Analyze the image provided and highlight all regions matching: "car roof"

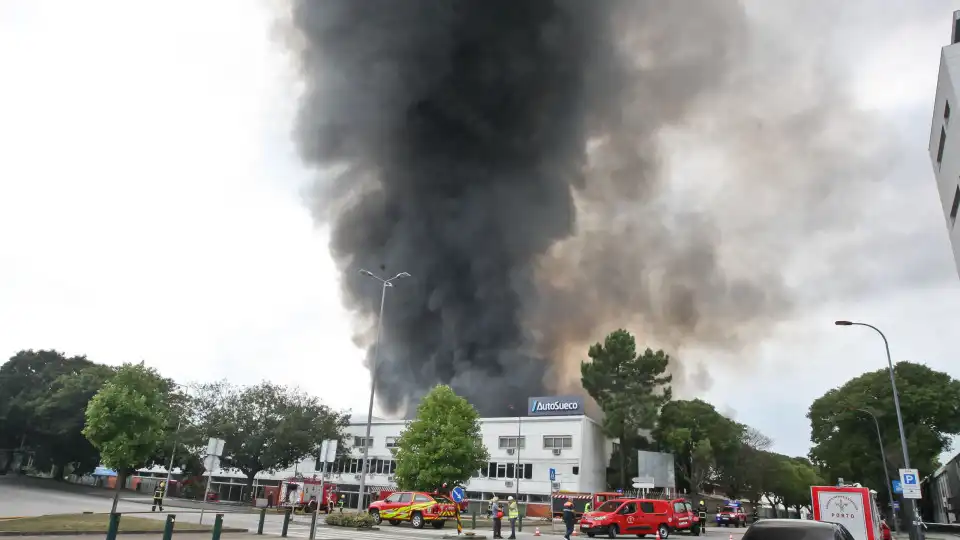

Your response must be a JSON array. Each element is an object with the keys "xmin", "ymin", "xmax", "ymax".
[{"xmin": 751, "ymin": 519, "xmax": 838, "ymax": 529}]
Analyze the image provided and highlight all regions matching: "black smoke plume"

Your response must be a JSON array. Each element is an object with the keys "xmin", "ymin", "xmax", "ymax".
[{"xmin": 283, "ymin": 1, "xmax": 890, "ymax": 416}]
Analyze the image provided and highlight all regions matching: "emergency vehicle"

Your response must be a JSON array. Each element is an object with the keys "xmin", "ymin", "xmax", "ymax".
[
  {"xmin": 367, "ymin": 491, "xmax": 460, "ymax": 529},
  {"xmin": 553, "ymin": 491, "xmax": 626, "ymax": 518},
  {"xmin": 715, "ymin": 501, "xmax": 747, "ymax": 527},
  {"xmin": 810, "ymin": 484, "xmax": 883, "ymax": 540},
  {"xmin": 578, "ymin": 498, "xmax": 700, "ymax": 539},
  {"xmin": 279, "ymin": 479, "xmax": 338, "ymax": 513}
]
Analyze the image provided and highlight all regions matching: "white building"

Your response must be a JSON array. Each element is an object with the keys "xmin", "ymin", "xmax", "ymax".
[
  {"xmin": 139, "ymin": 396, "xmax": 616, "ymax": 507},
  {"xmin": 929, "ymin": 10, "xmax": 960, "ymax": 278}
]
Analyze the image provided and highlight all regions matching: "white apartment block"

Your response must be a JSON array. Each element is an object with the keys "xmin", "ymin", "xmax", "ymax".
[{"xmin": 929, "ymin": 10, "xmax": 960, "ymax": 278}]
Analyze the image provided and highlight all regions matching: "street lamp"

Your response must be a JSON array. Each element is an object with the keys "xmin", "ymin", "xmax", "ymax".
[
  {"xmin": 508, "ymin": 404, "xmax": 523, "ymax": 503},
  {"xmin": 165, "ymin": 383, "xmax": 195, "ymax": 492},
  {"xmin": 833, "ymin": 408, "xmax": 897, "ymax": 532},
  {"xmin": 834, "ymin": 320, "xmax": 920, "ymax": 540},
  {"xmin": 356, "ymin": 269, "xmax": 410, "ymax": 511}
]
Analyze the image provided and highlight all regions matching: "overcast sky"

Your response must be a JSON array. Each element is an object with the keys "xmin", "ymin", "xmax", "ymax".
[{"xmin": 2, "ymin": 0, "xmax": 959, "ymax": 466}]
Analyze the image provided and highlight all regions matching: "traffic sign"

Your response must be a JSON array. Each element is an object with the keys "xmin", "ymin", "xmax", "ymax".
[
  {"xmin": 451, "ymin": 486, "xmax": 466, "ymax": 503},
  {"xmin": 892, "ymin": 502, "xmax": 900, "ymax": 511},
  {"xmin": 632, "ymin": 476, "xmax": 655, "ymax": 489},
  {"xmin": 892, "ymin": 480, "xmax": 902, "ymax": 494},
  {"xmin": 549, "ymin": 468, "xmax": 556, "ymax": 481},
  {"xmin": 899, "ymin": 468, "xmax": 921, "ymax": 499}
]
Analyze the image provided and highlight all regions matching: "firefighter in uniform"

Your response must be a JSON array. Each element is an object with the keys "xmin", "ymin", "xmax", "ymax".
[
  {"xmin": 338, "ymin": 494, "xmax": 345, "ymax": 513},
  {"xmin": 697, "ymin": 500, "xmax": 708, "ymax": 535},
  {"xmin": 152, "ymin": 481, "xmax": 166, "ymax": 512},
  {"xmin": 752, "ymin": 506, "xmax": 760, "ymax": 523},
  {"xmin": 584, "ymin": 501, "xmax": 591, "ymax": 513}
]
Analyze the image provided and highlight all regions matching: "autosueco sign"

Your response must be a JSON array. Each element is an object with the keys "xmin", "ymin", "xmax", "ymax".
[{"xmin": 528, "ymin": 396, "xmax": 585, "ymax": 416}]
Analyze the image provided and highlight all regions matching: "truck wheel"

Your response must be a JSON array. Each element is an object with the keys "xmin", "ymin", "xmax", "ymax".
[
  {"xmin": 432, "ymin": 521, "xmax": 446, "ymax": 529},
  {"xmin": 411, "ymin": 512, "xmax": 425, "ymax": 529},
  {"xmin": 657, "ymin": 525, "xmax": 670, "ymax": 539},
  {"xmin": 607, "ymin": 524, "xmax": 619, "ymax": 539},
  {"xmin": 370, "ymin": 511, "xmax": 381, "ymax": 525}
]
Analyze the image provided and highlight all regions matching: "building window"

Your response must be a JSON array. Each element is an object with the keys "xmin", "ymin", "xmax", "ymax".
[
  {"xmin": 498, "ymin": 436, "xmax": 526, "ymax": 449},
  {"xmin": 947, "ymin": 101, "xmax": 952, "ymax": 124},
  {"xmin": 572, "ymin": 466, "xmax": 579, "ymax": 475},
  {"xmin": 543, "ymin": 436, "xmax": 573, "ymax": 449},
  {"xmin": 612, "ymin": 442, "xmax": 620, "ymax": 455},
  {"xmin": 951, "ymin": 185, "xmax": 960, "ymax": 227},
  {"xmin": 385, "ymin": 437, "xmax": 399, "ymax": 448},
  {"xmin": 938, "ymin": 127, "xmax": 947, "ymax": 166},
  {"xmin": 353, "ymin": 436, "xmax": 373, "ymax": 448}
]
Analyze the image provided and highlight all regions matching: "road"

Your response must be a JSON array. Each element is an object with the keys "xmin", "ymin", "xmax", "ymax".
[{"xmin": 0, "ymin": 480, "xmax": 746, "ymax": 540}]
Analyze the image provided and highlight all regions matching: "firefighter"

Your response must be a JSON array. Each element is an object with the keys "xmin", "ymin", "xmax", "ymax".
[
  {"xmin": 752, "ymin": 506, "xmax": 759, "ymax": 523},
  {"xmin": 507, "ymin": 496, "xmax": 519, "ymax": 540},
  {"xmin": 697, "ymin": 500, "xmax": 708, "ymax": 535},
  {"xmin": 338, "ymin": 494, "xmax": 345, "ymax": 513},
  {"xmin": 584, "ymin": 501, "xmax": 591, "ymax": 513},
  {"xmin": 562, "ymin": 500, "xmax": 575, "ymax": 540},
  {"xmin": 152, "ymin": 481, "xmax": 166, "ymax": 512}
]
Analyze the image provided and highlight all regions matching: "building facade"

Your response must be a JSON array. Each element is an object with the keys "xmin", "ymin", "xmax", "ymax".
[
  {"xmin": 929, "ymin": 10, "xmax": 960, "ymax": 278},
  {"xmin": 138, "ymin": 396, "xmax": 618, "ymax": 507}
]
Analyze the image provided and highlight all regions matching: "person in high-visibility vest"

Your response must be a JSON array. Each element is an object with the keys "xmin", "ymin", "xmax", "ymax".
[
  {"xmin": 151, "ymin": 481, "xmax": 166, "ymax": 512},
  {"xmin": 507, "ymin": 496, "xmax": 519, "ymax": 539},
  {"xmin": 584, "ymin": 501, "xmax": 592, "ymax": 513},
  {"xmin": 338, "ymin": 494, "xmax": 345, "ymax": 513}
]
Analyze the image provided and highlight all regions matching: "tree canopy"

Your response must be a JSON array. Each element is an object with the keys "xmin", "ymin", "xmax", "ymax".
[
  {"xmin": 581, "ymin": 329, "xmax": 672, "ymax": 490},
  {"xmin": 393, "ymin": 384, "xmax": 489, "ymax": 491},
  {"xmin": 191, "ymin": 381, "xmax": 349, "ymax": 488},
  {"xmin": 652, "ymin": 399, "xmax": 743, "ymax": 496},
  {"xmin": 808, "ymin": 361, "xmax": 960, "ymax": 507}
]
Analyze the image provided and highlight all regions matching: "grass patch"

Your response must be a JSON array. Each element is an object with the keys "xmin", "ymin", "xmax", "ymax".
[{"xmin": 0, "ymin": 514, "xmax": 211, "ymax": 534}]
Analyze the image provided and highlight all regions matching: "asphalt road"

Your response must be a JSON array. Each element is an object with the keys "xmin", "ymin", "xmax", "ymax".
[{"xmin": 0, "ymin": 481, "xmax": 746, "ymax": 540}]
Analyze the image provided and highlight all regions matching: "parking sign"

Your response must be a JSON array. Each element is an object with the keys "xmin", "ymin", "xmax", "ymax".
[
  {"xmin": 892, "ymin": 480, "xmax": 902, "ymax": 494},
  {"xmin": 898, "ymin": 468, "xmax": 921, "ymax": 499},
  {"xmin": 549, "ymin": 468, "xmax": 556, "ymax": 481}
]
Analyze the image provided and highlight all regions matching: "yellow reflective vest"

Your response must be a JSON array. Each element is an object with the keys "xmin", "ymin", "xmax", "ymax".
[{"xmin": 508, "ymin": 501, "xmax": 519, "ymax": 519}]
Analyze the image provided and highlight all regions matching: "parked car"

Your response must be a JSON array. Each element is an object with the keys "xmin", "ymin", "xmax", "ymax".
[
  {"xmin": 579, "ymin": 497, "xmax": 698, "ymax": 539},
  {"xmin": 367, "ymin": 491, "xmax": 459, "ymax": 529},
  {"xmin": 742, "ymin": 519, "xmax": 858, "ymax": 540}
]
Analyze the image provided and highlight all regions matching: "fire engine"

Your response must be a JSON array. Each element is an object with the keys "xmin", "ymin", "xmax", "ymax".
[{"xmin": 279, "ymin": 478, "xmax": 339, "ymax": 513}]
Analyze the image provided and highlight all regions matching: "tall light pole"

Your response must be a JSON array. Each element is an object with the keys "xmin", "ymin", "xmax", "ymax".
[
  {"xmin": 855, "ymin": 408, "xmax": 897, "ymax": 532},
  {"xmin": 835, "ymin": 321, "xmax": 921, "ymax": 540},
  {"xmin": 356, "ymin": 269, "xmax": 410, "ymax": 511},
  {"xmin": 508, "ymin": 404, "xmax": 523, "ymax": 502},
  {"xmin": 165, "ymin": 383, "xmax": 194, "ymax": 494}
]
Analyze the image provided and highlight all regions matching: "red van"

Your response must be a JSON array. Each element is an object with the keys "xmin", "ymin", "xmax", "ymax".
[{"xmin": 580, "ymin": 498, "xmax": 689, "ymax": 539}]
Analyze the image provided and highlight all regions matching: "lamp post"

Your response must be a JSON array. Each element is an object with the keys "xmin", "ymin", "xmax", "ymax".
[
  {"xmin": 164, "ymin": 383, "xmax": 194, "ymax": 493},
  {"xmin": 835, "ymin": 321, "xmax": 921, "ymax": 540},
  {"xmin": 508, "ymin": 404, "xmax": 523, "ymax": 503},
  {"xmin": 855, "ymin": 408, "xmax": 897, "ymax": 532},
  {"xmin": 356, "ymin": 269, "xmax": 410, "ymax": 511}
]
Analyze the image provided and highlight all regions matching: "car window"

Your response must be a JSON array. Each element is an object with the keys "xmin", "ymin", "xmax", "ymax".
[
  {"xmin": 639, "ymin": 502, "xmax": 655, "ymax": 513},
  {"xmin": 836, "ymin": 524, "xmax": 857, "ymax": 540},
  {"xmin": 743, "ymin": 524, "xmax": 838, "ymax": 540},
  {"xmin": 684, "ymin": 503, "xmax": 693, "ymax": 513},
  {"xmin": 397, "ymin": 493, "xmax": 412, "ymax": 503},
  {"xmin": 620, "ymin": 503, "xmax": 637, "ymax": 514},
  {"xmin": 596, "ymin": 501, "xmax": 621, "ymax": 513},
  {"xmin": 722, "ymin": 506, "xmax": 736, "ymax": 513},
  {"xmin": 385, "ymin": 494, "xmax": 400, "ymax": 503},
  {"xmin": 434, "ymin": 495, "xmax": 452, "ymax": 503},
  {"xmin": 674, "ymin": 502, "xmax": 686, "ymax": 513},
  {"xmin": 414, "ymin": 494, "xmax": 431, "ymax": 502}
]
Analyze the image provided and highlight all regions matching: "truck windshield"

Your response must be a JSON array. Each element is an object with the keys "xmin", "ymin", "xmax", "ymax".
[
  {"xmin": 721, "ymin": 506, "xmax": 736, "ymax": 513},
  {"xmin": 596, "ymin": 501, "xmax": 622, "ymax": 513}
]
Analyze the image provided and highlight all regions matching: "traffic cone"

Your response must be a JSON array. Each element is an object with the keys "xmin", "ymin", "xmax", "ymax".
[
  {"xmin": 572, "ymin": 529, "xmax": 579, "ymax": 536},
  {"xmin": 655, "ymin": 531, "xmax": 661, "ymax": 540},
  {"xmin": 534, "ymin": 528, "xmax": 541, "ymax": 537},
  {"xmin": 729, "ymin": 535, "xmax": 733, "ymax": 540}
]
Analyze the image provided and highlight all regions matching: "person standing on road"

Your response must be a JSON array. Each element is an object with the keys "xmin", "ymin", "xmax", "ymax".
[
  {"xmin": 151, "ymin": 481, "xmax": 166, "ymax": 512},
  {"xmin": 563, "ymin": 500, "xmax": 575, "ymax": 540},
  {"xmin": 507, "ymin": 496, "xmax": 519, "ymax": 539},
  {"xmin": 491, "ymin": 497, "xmax": 503, "ymax": 539}
]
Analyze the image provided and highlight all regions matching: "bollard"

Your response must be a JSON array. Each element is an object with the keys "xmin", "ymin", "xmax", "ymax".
[
  {"xmin": 471, "ymin": 508, "xmax": 477, "ymax": 530},
  {"xmin": 281, "ymin": 507, "xmax": 292, "ymax": 538},
  {"xmin": 309, "ymin": 510, "xmax": 318, "ymax": 540},
  {"xmin": 257, "ymin": 508, "xmax": 267, "ymax": 535},
  {"xmin": 519, "ymin": 516, "xmax": 523, "ymax": 533},
  {"xmin": 105, "ymin": 513, "xmax": 122, "ymax": 540},
  {"xmin": 162, "ymin": 515, "xmax": 176, "ymax": 540},
  {"xmin": 211, "ymin": 514, "xmax": 224, "ymax": 540}
]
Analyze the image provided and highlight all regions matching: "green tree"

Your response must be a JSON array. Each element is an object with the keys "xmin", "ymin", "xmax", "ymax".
[
  {"xmin": 192, "ymin": 381, "xmax": 349, "ymax": 493},
  {"xmin": 652, "ymin": 399, "xmax": 742, "ymax": 496},
  {"xmin": 0, "ymin": 350, "xmax": 111, "ymax": 474},
  {"xmin": 581, "ymin": 330, "xmax": 673, "ymax": 490},
  {"xmin": 83, "ymin": 362, "xmax": 172, "ymax": 512},
  {"xmin": 807, "ymin": 361, "xmax": 960, "ymax": 508},
  {"xmin": 780, "ymin": 457, "xmax": 823, "ymax": 515},
  {"xmin": 393, "ymin": 385, "xmax": 489, "ymax": 491},
  {"xmin": 29, "ymin": 363, "xmax": 116, "ymax": 479},
  {"xmin": 718, "ymin": 426, "xmax": 772, "ymax": 502}
]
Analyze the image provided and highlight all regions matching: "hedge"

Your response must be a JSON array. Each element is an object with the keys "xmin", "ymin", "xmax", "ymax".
[{"xmin": 324, "ymin": 512, "xmax": 377, "ymax": 529}]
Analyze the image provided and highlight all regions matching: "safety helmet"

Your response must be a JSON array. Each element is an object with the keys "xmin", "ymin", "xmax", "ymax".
[{"xmin": 564, "ymin": 500, "xmax": 573, "ymax": 507}]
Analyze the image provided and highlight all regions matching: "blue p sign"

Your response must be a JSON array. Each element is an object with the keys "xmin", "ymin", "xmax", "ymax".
[
  {"xmin": 549, "ymin": 468, "xmax": 556, "ymax": 481},
  {"xmin": 903, "ymin": 473, "xmax": 917, "ymax": 484}
]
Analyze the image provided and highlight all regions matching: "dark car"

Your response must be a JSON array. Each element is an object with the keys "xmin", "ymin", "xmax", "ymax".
[{"xmin": 742, "ymin": 519, "xmax": 858, "ymax": 540}]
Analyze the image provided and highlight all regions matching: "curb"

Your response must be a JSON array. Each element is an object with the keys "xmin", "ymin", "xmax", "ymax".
[{"xmin": 0, "ymin": 528, "xmax": 248, "ymax": 537}]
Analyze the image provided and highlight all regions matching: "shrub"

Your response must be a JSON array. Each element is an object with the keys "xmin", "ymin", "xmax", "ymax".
[{"xmin": 324, "ymin": 512, "xmax": 376, "ymax": 529}]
